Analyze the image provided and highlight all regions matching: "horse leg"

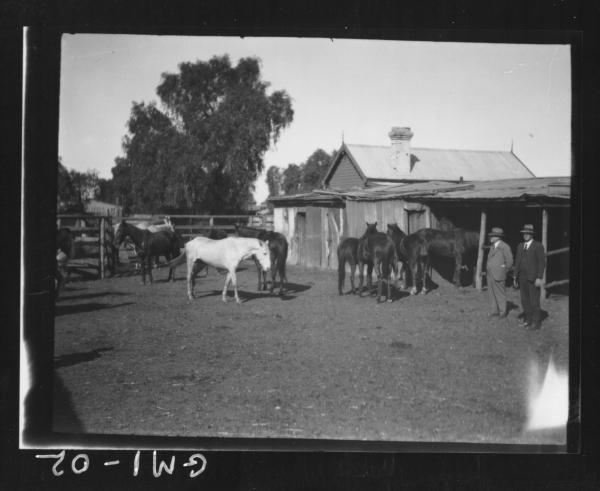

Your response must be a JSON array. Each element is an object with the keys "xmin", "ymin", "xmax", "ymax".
[
  {"xmin": 454, "ymin": 252, "xmax": 462, "ymax": 287},
  {"xmin": 349, "ymin": 261, "xmax": 356, "ymax": 294},
  {"xmin": 399, "ymin": 262, "xmax": 406, "ymax": 290},
  {"xmin": 222, "ymin": 272, "xmax": 232, "ymax": 302},
  {"xmin": 357, "ymin": 260, "xmax": 365, "ymax": 296},
  {"xmin": 187, "ymin": 257, "xmax": 196, "ymax": 300},
  {"xmin": 409, "ymin": 259, "xmax": 418, "ymax": 295},
  {"xmin": 367, "ymin": 262, "xmax": 374, "ymax": 295},
  {"xmin": 375, "ymin": 258, "xmax": 383, "ymax": 302},
  {"xmin": 420, "ymin": 257, "xmax": 429, "ymax": 294},
  {"xmin": 269, "ymin": 257, "xmax": 277, "ymax": 295},
  {"xmin": 232, "ymin": 271, "xmax": 242, "ymax": 304},
  {"xmin": 386, "ymin": 259, "xmax": 393, "ymax": 302},
  {"xmin": 253, "ymin": 256, "xmax": 262, "ymax": 291},
  {"xmin": 147, "ymin": 256, "xmax": 153, "ymax": 284},
  {"xmin": 280, "ymin": 259, "xmax": 287, "ymax": 296}
]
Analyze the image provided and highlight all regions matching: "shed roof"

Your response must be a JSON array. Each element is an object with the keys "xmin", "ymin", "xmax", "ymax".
[
  {"xmin": 323, "ymin": 143, "xmax": 535, "ymax": 185},
  {"xmin": 269, "ymin": 177, "xmax": 570, "ymax": 206}
]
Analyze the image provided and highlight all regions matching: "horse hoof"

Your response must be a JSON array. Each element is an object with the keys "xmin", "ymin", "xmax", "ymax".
[{"xmin": 387, "ymin": 298, "xmax": 393, "ymax": 303}]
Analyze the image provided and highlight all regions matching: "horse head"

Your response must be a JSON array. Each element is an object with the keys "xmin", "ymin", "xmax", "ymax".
[
  {"xmin": 387, "ymin": 223, "xmax": 406, "ymax": 240},
  {"xmin": 255, "ymin": 240, "xmax": 271, "ymax": 272},
  {"xmin": 361, "ymin": 222, "xmax": 378, "ymax": 239}
]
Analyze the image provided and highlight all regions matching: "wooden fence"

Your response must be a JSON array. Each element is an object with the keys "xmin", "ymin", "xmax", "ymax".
[
  {"xmin": 132, "ymin": 214, "xmax": 273, "ymax": 240},
  {"xmin": 56, "ymin": 213, "xmax": 273, "ymax": 279}
]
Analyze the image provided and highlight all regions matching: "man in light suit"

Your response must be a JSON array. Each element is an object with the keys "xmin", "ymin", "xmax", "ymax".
[
  {"xmin": 514, "ymin": 224, "xmax": 546, "ymax": 330},
  {"xmin": 486, "ymin": 227, "xmax": 513, "ymax": 318}
]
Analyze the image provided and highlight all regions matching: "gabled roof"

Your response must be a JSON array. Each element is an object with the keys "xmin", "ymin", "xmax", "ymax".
[{"xmin": 323, "ymin": 143, "xmax": 535, "ymax": 186}]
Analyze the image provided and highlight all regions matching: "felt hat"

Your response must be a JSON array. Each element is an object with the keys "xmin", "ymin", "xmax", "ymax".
[
  {"xmin": 520, "ymin": 224, "xmax": 535, "ymax": 234},
  {"xmin": 488, "ymin": 227, "xmax": 504, "ymax": 237}
]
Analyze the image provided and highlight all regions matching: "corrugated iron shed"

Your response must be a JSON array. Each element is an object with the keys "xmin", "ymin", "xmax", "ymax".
[{"xmin": 269, "ymin": 177, "xmax": 570, "ymax": 205}]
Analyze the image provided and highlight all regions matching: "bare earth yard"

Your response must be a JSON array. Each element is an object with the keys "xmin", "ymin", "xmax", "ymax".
[{"xmin": 53, "ymin": 262, "xmax": 568, "ymax": 445}]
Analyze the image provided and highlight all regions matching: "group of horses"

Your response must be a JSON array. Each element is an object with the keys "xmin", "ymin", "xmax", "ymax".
[
  {"xmin": 56, "ymin": 215, "xmax": 479, "ymax": 305},
  {"xmin": 55, "ymin": 218, "xmax": 290, "ymax": 304},
  {"xmin": 337, "ymin": 222, "xmax": 480, "ymax": 302}
]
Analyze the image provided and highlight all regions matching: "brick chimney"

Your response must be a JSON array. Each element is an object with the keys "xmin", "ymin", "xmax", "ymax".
[{"xmin": 389, "ymin": 127, "xmax": 414, "ymax": 173}]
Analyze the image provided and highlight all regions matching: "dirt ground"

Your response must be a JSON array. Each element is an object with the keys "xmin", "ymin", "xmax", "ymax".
[{"xmin": 53, "ymin": 260, "xmax": 569, "ymax": 445}]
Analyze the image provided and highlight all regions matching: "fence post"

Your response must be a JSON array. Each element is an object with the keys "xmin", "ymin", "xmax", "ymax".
[
  {"xmin": 475, "ymin": 209, "xmax": 487, "ymax": 290},
  {"xmin": 99, "ymin": 217, "xmax": 105, "ymax": 279},
  {"xmin": 541, "ymin": 208, "xmax": 548, "ymax": 303}
]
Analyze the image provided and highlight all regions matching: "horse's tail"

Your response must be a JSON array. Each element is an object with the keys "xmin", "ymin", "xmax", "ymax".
[
  {"xmin": 164, "ymin": 250, "xmax": 186, "ymax": 269},
  {"xmin": 337, "ymin": 243, "xmax": 347, "ymax": 293},
  {"xmin": 280, "ymin": 239, "xmax": 288, "ymax": 279}
]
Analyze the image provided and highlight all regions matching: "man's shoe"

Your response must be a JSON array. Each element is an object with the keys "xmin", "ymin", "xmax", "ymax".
[
  {"xmin": 499, "ymin": 312, "xmax": 508, "ymax": 318},
  {"xmin": 489, "ymin": 312, "xmax": 500, "ymax": 317}
]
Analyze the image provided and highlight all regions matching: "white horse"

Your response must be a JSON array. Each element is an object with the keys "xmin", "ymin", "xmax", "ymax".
[{"xmin": 166, "ymin": 236, "xmax": 271, "ymax": 303}]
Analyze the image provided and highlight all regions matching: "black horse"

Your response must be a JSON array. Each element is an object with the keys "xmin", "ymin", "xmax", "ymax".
[
  {"xmin": 114, "ymin": 220, "xmax": 183, "ymax": 284},
  {"xmin": 357, "ymin": 222, "xmax": 397, "ymax": 302},
  {"xmin": 386, "ymin": 223, "xmax": 409, "ymax": 289},
  {"xmin": 235, "ymin": 224, "xmax": 288, "ymax": 295},
  {"xmin": 337, "ymin": 237, "xmax": 373, "ymax": 295},
  {"xmin": 402, "ymin": 227, "xmax": 480, "ymax": 294},
  {"xmin": 208, "ymin": 229, "xmax": 228, "ymax": 240}
]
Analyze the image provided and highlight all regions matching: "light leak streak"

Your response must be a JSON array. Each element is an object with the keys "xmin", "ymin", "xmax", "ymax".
[{"xmin": 526, "ymin": 354, "xmax": 568, "ymax": 431}]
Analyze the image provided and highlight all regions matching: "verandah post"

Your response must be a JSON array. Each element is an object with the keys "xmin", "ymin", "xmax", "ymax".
[
  {"xmin": 475, "ymin": 208, "xmax": 487, "ymax": 290},
  {"xmin": 541, "ymin": 207, "xmax": 548, "ymax": 304},
  {"xmin": 99, "ymin": 217, "xmax": 105, "ymax": 279}
]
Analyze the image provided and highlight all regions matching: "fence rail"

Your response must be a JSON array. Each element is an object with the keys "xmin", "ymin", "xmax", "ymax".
[{"xmin": 57, "ymin": 213, "xmax": 274, "ymax": 279}]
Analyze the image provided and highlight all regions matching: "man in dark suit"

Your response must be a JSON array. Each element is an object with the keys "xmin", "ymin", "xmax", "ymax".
[
  {"xmin": 513, "ymin": 224, "xmax": 546, "ymax": 330},
  {"xmin": 486, "ymin": 227, "xmax": 513, "ymax": 318}
]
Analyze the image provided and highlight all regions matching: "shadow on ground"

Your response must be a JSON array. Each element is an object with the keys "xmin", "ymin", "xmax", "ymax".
[
  {"xmin": 55, "ymin": 347, "xmax": 113, "ymax": 369},
  {"xmin": 53, "ymin": 372, "xmax": 85, "ymax": 434},
  {"xmin": 55, "ymin": 302, "xmax": 135, "ymax": 316},
  {"xmin": 57, "ymin": 291, "xmax": 130, "ymax": 302}
]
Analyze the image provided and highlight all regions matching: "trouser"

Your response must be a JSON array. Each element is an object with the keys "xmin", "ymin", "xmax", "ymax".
[
  {"xmin": 520, "ymin": 279, "xmax": 542, "ymax": 326},
  {"xmin": 488, "ymin": 276, "xmax": 507, "ymax": 314}
]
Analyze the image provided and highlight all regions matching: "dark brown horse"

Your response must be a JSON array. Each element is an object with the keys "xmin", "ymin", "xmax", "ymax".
[
  {"xmin": 337, "ymin": 237, "xmax": 373, "ymax": 295},
  {"xmin": 114, "ymin": 220, "xmax": 183, "ymax": 284},
  {"xmin": 357, "ymin": 222, "xmax": 397, "ymax": 302},
  {"xmin": 386, "ymin": 223, "xmax": 409, "ymax": 289},
  {"xmin": 235, "ymin": 224, "xmax": 288, "ymax": 295},
  {"xmin": 402, "ymin": 228, "xmax": 480, "ymax": 294},
  {"xmin": 208, "ymin": 229, "xmax": 228, "ymax": 240}
]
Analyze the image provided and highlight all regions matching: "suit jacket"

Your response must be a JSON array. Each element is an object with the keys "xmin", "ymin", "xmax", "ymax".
[
  {"xmin": 486, "ymin": 240, "xmax": 514, "ymax": 281},
  {"xmin": 514, "ymin": 240, "xmax": 546, "ymax": 282}
]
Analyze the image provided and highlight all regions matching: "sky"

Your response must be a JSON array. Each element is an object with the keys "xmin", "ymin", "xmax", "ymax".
[{"xmin": 58, "ymin": 35, "xmax": 572, "ymax": 204}]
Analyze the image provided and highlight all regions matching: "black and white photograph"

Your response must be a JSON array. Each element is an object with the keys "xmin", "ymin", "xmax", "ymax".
[{"xmin": 24, "ymin": 33, "xmax": 575, "ymax": 450}]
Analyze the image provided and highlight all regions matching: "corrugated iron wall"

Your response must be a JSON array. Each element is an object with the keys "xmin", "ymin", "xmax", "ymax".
[
  {"xmin": 346, "ymin": 199, "xmax": 433, "ymax": 238},
  {"xmin": 273, "ymin": 201, "xmax": 438, "ymax": 270},
  {"xmin": 305, "ymin": 207, "xmax": 322, "ymax": 268}
]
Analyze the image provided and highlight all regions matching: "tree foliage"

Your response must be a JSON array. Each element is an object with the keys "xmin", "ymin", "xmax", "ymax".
[
  {"xmin": 57, "ymin": 160, "xmax": 102, "ymax": 213},
  {"xmin": 268, "ymin": 148, "xmax": 336, "ymax": 197},
  {"xmin": 111, "ymin": 55, "xmax": 294, "ymax": 213}
]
